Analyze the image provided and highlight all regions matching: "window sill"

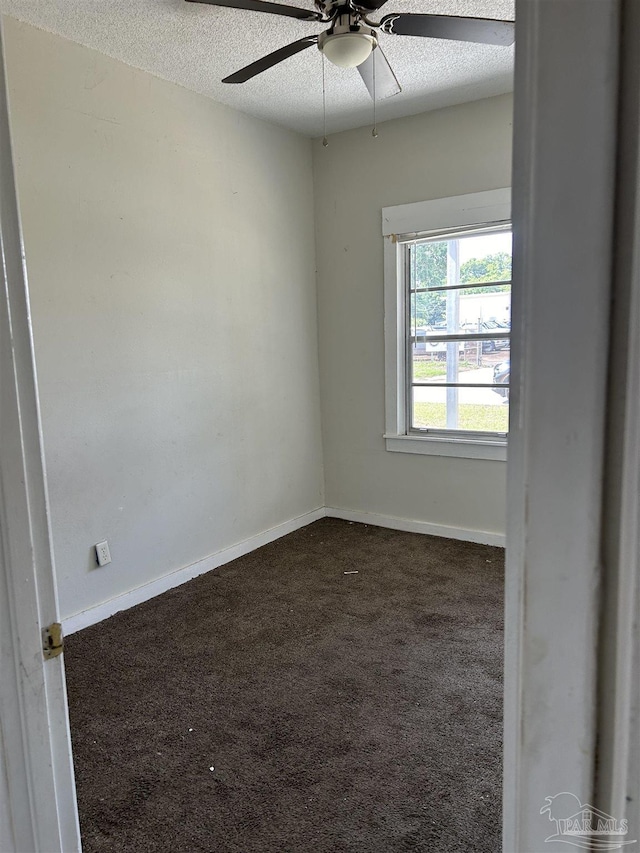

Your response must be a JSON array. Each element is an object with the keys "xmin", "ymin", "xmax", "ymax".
[{"xmin": 384, "ymin": 434, "xmax": 507, "ymax": 461}]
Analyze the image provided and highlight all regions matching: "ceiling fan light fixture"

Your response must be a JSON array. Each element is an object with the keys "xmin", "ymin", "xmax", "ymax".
[{"xmin": 319, "ymin": 28, "xmax": 377, "ymax": 68}]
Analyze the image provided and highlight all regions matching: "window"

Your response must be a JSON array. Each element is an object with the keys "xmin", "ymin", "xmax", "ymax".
[{"xmin": 383, "ymin": 189, "xmax": 511, "ymax": 460}]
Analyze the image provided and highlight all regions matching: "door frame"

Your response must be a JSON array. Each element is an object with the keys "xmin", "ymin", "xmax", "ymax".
[
  {"xmin": 595, "ymin": 0, "xmax": 640, "ymax": 834},
  {"xmin": 0, "ymin": 19, "xmax": 81, "ymax": 853},
  {"xmin": 504, "ymin": 0, "xmax": 638, "ymax": 850}
]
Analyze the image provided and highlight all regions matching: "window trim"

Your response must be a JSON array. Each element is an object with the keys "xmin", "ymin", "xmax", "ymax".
[{"xmin": 382, "ymin": 188, "xmax": 511, "ymax": 460}]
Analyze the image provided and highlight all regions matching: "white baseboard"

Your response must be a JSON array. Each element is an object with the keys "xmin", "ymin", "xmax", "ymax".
[
  {"xmin": 63, "ymin": 505, "xmax": 504, "ymax": 635},
  {"xmin": 62, "ymin": 507, "xmax": 326, "ymax": 635},
  {"xmin": 324, "ymin": 507, "xmax": 506, "ymax": 547}
]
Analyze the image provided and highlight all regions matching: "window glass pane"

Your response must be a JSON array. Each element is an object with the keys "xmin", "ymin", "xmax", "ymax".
[
  {"xmin": 457, "ymin": 230, "xmax": 512, "ymax": 284},
  {"xmin": 412, "ymin": 342, "xmax": 510, "ymax": 380},
  {"xmin": 410, "ymin": 287, "xmax": 511, "ymax": 338},
  {"xmin": 411, "ymin": 346, "xmax": 510, "ymax": 433},
  {"xmin": 409, "ymin": 290, "xmax": 447, "ymax": 329},
  {"xmin": 410, "ymin": 231, "xmax": 512, "ymax": 288},
  {"xmin": 411, "ymin": 241, "xmax": 448, "ymax": 289},
  {"xmin": 412, "ymin": 388, "xmax": 509, "ymax": 433},
  {"xmin": 412, "ymin": 342, "xmax": 481, "ymax": 381},
  {"xmin": 407, "ymin": 226, "xmax": 511, "ymax": 438},
  {"xmin": 409, "ymin": 230, "xmax": 512, "ymax": 324}
]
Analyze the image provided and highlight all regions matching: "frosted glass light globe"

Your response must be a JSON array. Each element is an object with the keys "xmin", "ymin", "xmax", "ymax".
[{"xmin": 321, "ymin": 32, "xmax": 375, "ymax": 68}]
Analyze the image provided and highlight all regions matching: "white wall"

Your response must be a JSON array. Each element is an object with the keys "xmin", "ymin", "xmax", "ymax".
[
  {"xmin": 2, "ymin": 18, "xmax": 512, "ymax": 625},
  {"xmin": 3, "ymin": 18, "xmax": 324, "ymax": 621},
  {"xmin": 313, "ymin": 94, "xmax": 513, "ymax": 538}
]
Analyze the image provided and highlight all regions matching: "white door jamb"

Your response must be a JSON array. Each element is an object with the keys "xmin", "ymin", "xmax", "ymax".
[
  {"xmin": 505, "ymin": 1, "xmax": 620, "ymax": 849},
  {"xmin": 0, "ymin": 19, "xmax": 81, "ymax": 853}
]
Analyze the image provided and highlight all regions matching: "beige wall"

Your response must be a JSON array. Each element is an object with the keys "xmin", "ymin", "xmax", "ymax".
[
  {"xmin": 313, "ymin": 94, "xmax": 513, "ymax": 538},
  {"xmin": 4, "ymin": 18, "xmax": 324, "ymax": 620}
]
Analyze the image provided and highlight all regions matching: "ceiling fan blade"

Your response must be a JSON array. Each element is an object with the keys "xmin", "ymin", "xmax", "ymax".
[
  {"xmin": 358, "ymin": 46, "xmax": 401, "ymax": 100},
  {"xmin": 186, "ymin": 0, "xmax": 321, "ymax": 22},
  {"xmin": 222, "ymin": 35, "xmax": 319, "ymax": 83},
  {"xmin": 379, "ymin": 14, "xmax": 514, "ymax": 46}
]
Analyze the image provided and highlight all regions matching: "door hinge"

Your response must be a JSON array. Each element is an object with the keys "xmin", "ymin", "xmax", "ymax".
[{"xmin": 42, "ymin": 622, "xmax": 64, "ymax": 660}]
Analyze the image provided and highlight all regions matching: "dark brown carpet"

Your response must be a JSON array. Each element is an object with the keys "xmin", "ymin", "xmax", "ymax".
[{"xmin": 65, "ymin": 518, "xmax": 504, "ymax": 853}]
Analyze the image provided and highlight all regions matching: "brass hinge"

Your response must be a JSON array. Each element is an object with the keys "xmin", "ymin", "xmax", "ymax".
[{"xmin": 42, "ymin": 622, "xmax": 64, "ymax": 660}]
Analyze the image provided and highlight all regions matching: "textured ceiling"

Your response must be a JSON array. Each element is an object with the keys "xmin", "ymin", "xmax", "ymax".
[{"xmin": 0, "ymin": 0, "xmax": 514, "ymax": 137}]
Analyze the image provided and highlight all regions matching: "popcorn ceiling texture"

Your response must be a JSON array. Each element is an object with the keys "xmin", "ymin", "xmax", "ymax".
[{"xmin": 0, "ymin": 0, "xmax": 514, "ymax": 137}]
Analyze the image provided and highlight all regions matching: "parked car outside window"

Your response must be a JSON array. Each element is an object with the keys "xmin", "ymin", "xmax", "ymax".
[
  {"xmin": 461, "ymin": 319, "xmax": 510, "ymax": 352},
  {"xmin": 493, "ymin": 360, "xmax": 510, "ymax": 399}
]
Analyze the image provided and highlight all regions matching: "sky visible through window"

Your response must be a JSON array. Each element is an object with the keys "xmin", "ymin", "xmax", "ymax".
[{"xmin": 458, "ymin": 231, "xmax": 512, "ymax": 265}]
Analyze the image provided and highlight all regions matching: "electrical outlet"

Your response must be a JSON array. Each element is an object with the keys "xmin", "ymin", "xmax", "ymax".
[{"xmin": 95, "ymin": 540, "xmax": 111, "ymax": 567}]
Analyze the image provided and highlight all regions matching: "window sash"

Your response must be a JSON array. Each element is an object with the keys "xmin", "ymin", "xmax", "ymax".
[
  {"xmin": 411, "ymin": 382, "xmax": 509, "ymax": 389},
  {"xmin": 404, "ymin": 228, "xmax": 511, "ymax": 438},
  {"xmin": 412, "ymin": 279, "xmax": 511, "ymax": 294},
  {"xmin": 408, "ymin": 426, "xmax": 509, "ymax": 441},
  {"xmin": 411, "ymin": 331, "xmax": 510, "ymax": 343},
  {"xmin": 395, "ymin": 222, "xmax": 512, "ymax": 245}
]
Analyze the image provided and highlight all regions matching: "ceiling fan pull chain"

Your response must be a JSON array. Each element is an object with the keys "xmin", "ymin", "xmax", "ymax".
[
  {"xmin": 372, "ymin": 48, "xmax": 378, "ymax": 138},
  {"xmin": 322, "ymin": 52, "xmax": 329, "ymax": 147}
]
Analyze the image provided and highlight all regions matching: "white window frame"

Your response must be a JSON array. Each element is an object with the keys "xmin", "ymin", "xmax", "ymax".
[{"xmin": 382, "ymin": 188, "xmax": 511, "ymax": 461}]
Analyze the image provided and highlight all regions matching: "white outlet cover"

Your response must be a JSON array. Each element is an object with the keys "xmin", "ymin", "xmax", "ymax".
[{"xmin": 95, "ymin": 540, "xmax": 111, "ymax": 567}]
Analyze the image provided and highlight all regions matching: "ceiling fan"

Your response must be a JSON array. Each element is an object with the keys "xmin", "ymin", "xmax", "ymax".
[{"xmin": 186, "ymin": 0, "xmax": 514, "ymax": 100}]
